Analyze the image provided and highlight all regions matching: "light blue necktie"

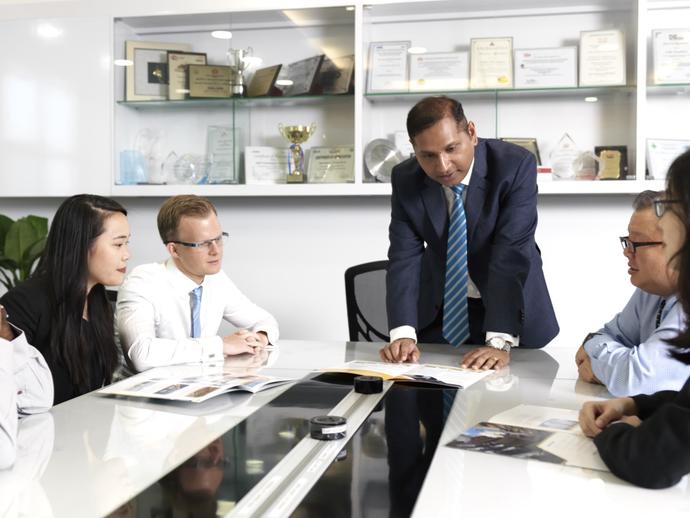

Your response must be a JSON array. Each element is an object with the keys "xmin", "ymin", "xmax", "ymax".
[
  {"xmin": 442, "ymin": 184, "xmax": 470, "ymax": 347},
  {"xmin": 190, "ymin": 286, "xmax": 203, "ymax": 338}
]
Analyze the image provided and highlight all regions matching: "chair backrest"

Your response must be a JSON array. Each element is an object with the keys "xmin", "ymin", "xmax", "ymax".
[{"xmin": 344, "ymin": 260, "xmax": 390, "ymax": 342}]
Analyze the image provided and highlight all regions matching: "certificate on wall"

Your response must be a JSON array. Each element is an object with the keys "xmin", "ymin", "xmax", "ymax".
[
  {"xmin": 514, "ymin": 47, "xmax": 577, "ymax": 89},
  {"xmin": 307, "ymin": 146, "xmax": 355, "ymax": 183},
  {"xmin": 653, "ymin": 29, "xmax": 690, "ymax": 85},
  {"xmin": 367, "ymin": 41, "xmax": 410, "ymax": 93},
  {"xmin": 409, "ymin": 51, "xmax": 469, "ymax": 91},
  {"xmin": 647, "ymin": 139, "xmax": 690, "ymax": 180},
  {"xmin": 579, "ymin": 29, "xmax": 626, "ymax": 86},
  {"xmin": 470, "ymin": 37, "xmax": 513, "ymax": 89},
  {"xmin": 245, "ymin": 146, "xmax": 289, "ymax": 184}
]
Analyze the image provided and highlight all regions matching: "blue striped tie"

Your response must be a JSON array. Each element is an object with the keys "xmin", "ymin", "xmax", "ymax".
[
  {"xmin": 443, "ymin": 184, "xmax": 470, "ymax": 347},
  {"xmin": 190, "ymin": 286, "xmax": 203, "ymax": 338}
]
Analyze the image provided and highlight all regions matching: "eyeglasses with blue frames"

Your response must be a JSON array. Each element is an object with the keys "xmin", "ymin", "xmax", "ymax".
[
  {"xmin": 653, "ymin": 199, "xmax": 682, "ymax": 218},
  {"xmin": 619, "ymin": 236, "xmax": 663, "ymax": 253},
  {"xmin": 166, "ymin": 232, "xmax": 229, "ymax": 250}
]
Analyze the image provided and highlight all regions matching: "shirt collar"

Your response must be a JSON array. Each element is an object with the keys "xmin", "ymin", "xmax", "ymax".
[{"xmin": 165, "ymin": 257, "xmax": 205, "ymax": 293}]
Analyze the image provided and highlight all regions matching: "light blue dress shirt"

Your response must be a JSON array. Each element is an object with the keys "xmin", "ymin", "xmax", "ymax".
[{"xmin": 584, "ymin": 289, "xmax": 690, "ymax": 397}]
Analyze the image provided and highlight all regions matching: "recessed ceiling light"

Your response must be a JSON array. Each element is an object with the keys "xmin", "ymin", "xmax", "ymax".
[
  {"xmin": 584, "ymin": 96, "xmax": 598, "ymax": 103},
  {"xmin": 211, "ymin": 30, "xmax": 233, "ymax": 40},
  {"xmin": 408, "ymin": 47, "xmax": 427, "ymax": 54},
  {"xmin": 36, "ymin": 23, "xmax": 62, "ymax": 39},
  {"xmin": 276, "ymin": 79, "xmax": 294, "ymax": 86},
  {"xmin": 345, "ymin": 6, "xmax": 355, "ymax": 10},
  {"xmin": 113, "ymin": 59, "xmax": 133, "ymax": 67}
]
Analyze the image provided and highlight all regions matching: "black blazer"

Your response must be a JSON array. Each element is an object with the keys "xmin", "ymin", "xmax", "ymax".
[
  {"xmin": 386, "ymin": 138, "xmax": 559, "ymax": 347},
  {"xmin": 594, "ymin": 374, "xmax": 690, "ymax": 489},
  {"xmin": 0, "ymin": 277, "xmax": 103, "ymax": 405}
]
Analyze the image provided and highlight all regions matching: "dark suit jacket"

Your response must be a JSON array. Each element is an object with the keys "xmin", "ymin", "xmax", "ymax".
[
  {"xmin": 594, "ymin": 374, "xmax": 690, "ymax": 489},
  {"xmin": 386, "ymin": 137, "xmax": 558, "ymax": 348}
]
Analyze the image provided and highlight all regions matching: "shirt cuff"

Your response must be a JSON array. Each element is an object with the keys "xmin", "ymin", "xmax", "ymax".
[
  {"xmin": 389, "ymin": 325, "xmax": 417, "ymax": 344},
  {"xmin": 583, "ymin": 334, "xmax": 611, "ymax": 358},
  {"xmin": 485, "ymin": 332, "xmax": 519, "ymax": 348},
  {"xmin": 198, "ymin": 336, "xmax": 223, "ymax": 362}
]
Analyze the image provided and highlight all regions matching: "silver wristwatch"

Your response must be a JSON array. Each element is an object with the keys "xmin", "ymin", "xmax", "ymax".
[{"xmin": 486, "ymin": 336, "xmax": 512, "ymax": 352}]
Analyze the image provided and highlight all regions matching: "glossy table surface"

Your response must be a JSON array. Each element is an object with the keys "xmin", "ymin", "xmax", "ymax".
[{"xmin": 2, "ymin": 340, "xmax": 689, "ymax": 518}]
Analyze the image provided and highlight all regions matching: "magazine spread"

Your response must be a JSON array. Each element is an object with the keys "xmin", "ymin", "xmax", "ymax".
[
  {"xmin": 99, "ymin": 364, "xmax": 297, "ymax": 403},
  {"xmin": 322, "ymin": 360, "xmax": 492, "ymax": 389},
  {"xmin": 446, "ymin": 404, "xmax": 609, "ymax": 471}
]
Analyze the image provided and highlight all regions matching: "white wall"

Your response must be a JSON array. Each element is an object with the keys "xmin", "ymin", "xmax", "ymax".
[{"xmin": 0, "ymin": 193, "xmax": 637, "ymax": 348}]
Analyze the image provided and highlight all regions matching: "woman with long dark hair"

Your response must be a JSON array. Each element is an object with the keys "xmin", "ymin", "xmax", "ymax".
[
  {"xmin": 0, "ymin": 194, "xmax": 130, "ymax": 404},
  {"xmin": 579, "ymin": 150, "xmax": 690, "ymax": 489}
]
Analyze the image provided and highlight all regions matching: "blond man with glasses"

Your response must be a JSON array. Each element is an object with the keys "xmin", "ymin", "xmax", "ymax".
[
  {"xmin": 576, "ymin": 190, "xmax": 690, "ymax": 396},
  {"xmin": 117, "ymin": 195, "xmax": 278, "ymax": 372}
]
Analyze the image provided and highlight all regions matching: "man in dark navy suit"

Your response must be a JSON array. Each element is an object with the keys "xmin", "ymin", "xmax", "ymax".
[{"xmin": 380, "ymin": 96, "xmax": 559, "ymax": 369}]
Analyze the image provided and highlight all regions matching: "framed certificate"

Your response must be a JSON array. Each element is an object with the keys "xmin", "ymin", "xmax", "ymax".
[
  {"xmin": 653, "ymin": 29, "xmax": 690, "ymax": 85},
  {"xmin": 167, "ymin": 51, "xmax": 207, "ymax": 100},
  {"xmin": 470, "ymin": 37, "xmax": 513, "ymax": 89},
  {"xmin": 514, "ymin": 47, "xmax": 577, "ymax": 89},
  {"xmin": 247, "ymin": 64, "xmax": 282, "ymax": 97},
  {"xmin": 125, "ymin": 40, "xmax": 191, "ymax": 101},
  {"xmin": 579, "ymin": 29, "xmax": 626, "ymax": 86},
  {"xmin": 206, "ymin": 126, "xmax": 238, "ymax": 184},
  {"xmin": 500, "ymin": 138, "xmax": 541, "ymax": 165},
  {"xmin": 409, "ymin": 51, "xmax": 469, "ymax": 92},
  {"xmin": 245, "ymin": 146, "xmax": 289, "ymax": 184},
  {"xmin": 367, "ymin": 41, "xmax": 410, "ymax": 93},
  {"xmin": 316, "ymin": 55, "xmax": 355, "ymax": 95},
  {"xmin": 647, "ymin": 139, "xmax": 690, "ymax": 180},
  {"xmin": 307, "ymin": 146, "xmax": 355, "ymax": 183},
  {"xmin": 285, "ymin": 55, "xmax": 324, "ymax": 96},
  {"xmin": 187, "ymin": 65, "xmax": 232, "ymax": 98}
]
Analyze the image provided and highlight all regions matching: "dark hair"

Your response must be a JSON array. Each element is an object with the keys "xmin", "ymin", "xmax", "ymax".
[
  {"xmin": 35, "ymin": 194, "xmax": 127, "ymax": 392},
  {"xmin": 157, "ymin": 195, "xmax": 217, "ymax": 243},
  {"xmin": 406, "ymin": 96, "xmax": 468, "ymax": 140},
  {"xmin": 663, "ymin": 150, "xmax": 690, "ymax": 363},
  {"xmin": 632, "ymin": 190, "xmax": 662, "ymax": 211}
]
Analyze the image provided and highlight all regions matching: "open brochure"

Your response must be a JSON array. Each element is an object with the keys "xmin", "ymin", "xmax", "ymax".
[
  {"xmin": 446, "ymin": 404, "xmax": 608, "ymax": 471},
  {"xmin": 321, "ymin": 360, "xmax": 492, "ymax": 389},
  {"xmin": 99, "ymin": 364, "xmax": 296, "ymax": 403}
]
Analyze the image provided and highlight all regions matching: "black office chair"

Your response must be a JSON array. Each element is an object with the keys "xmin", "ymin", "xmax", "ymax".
[{"xmin": 344, "ymin": 260, "xmax": 390, "ymax": 342}]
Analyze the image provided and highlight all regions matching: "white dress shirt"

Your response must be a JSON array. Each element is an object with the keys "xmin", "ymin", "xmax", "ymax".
[
  {"xmin": 116, "ymin": 259, "xmax": 279, "ymax": 372},
  {"xmin": 389, "ymin": 161, "xmax": 518, "ymax": 347},
  {"xmin": 0, "ymin": 329, "xmax": 54, "ymax": 469}
]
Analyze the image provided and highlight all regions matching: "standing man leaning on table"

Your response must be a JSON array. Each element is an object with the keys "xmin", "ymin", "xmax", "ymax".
[
  {"xmin": 380, "ymin": 96, "xmax": 559, "ymax": 369},
  {"xmin": 117, "ymin": 195, "xmax": 279, "ymax": 372}
]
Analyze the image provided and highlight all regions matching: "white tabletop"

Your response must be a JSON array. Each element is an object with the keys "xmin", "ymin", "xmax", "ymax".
[{"xmin": 2, "ymin": 340, "xmax": 688, "ymax": 518}]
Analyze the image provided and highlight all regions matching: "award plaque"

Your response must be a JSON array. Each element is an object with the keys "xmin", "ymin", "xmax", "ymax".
[
  {"xmin": 550, "ymin": 133, "xmax": 580, "ymax": 180},
  {"xmin": 244, "ymin": 146, "xmax": 289, "ymax": 184},
  {"xmin": 247, "ymin": 64, "xmax": 282, "ymax": 97},
  {"xmin": 307, "ymin": 146, "xmax": 355, "ymax": 183},
  {"xmin": 653, "ymin": 29, "xmax": 690, "ymax": 85},
  {"xmin": 315, "ymin": 55, "xmax": 355, "ymax": 95},
  {"xmin": 500, "ymin": 138, "xmax": 542, "ymax": 165},
  {"xmin": 647, "ymin": 139, "xmax": 690, "ymax": 180},
  {"xmin": 167, "ymin": 51, "xmax": 207, "ymax": 100},
  {"xmin": 125, "ymin": 40, "xmax": 191, "ymax": 101},
  {"xmin": 278, "ymin": 123, "xmax": 316, "ymax": 183},
  {"xmin": 367, "ymin": 41, "xmax": 410, "ymax": 93},
  {"xmin": 206, "ymin": 126, "xmax": 238, "ymax": 184},
  {"xmin": 285, "ymin": 55, "xmax": 324, "ymax": 96},
  {"xmin": 187, "ymin": 65, "xmax": 232, "ymax": 98},
  {"xmin": 595, "ymin": 146, "xmax": 628, "ymax": 180},
  {"xmin": 470, "ymin": 37, "xmax": 513, "ymax": 89},
  {"xmin": 579, "ymin": 29, "xmax": 626, "ymax": 86},
  {"xmin": 409, "ymin": 51, "xmax": 469, "ymax": 92},
  {"xmin": 514, "ymin": 47, "xmax": 577, "ymax": 89}
]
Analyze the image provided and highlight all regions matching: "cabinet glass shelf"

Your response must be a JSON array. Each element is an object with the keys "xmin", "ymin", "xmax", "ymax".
[
  {"xmin": 118, "ymin": 94, "xmax": 354, "ymax": 110},
  {"xmin": 647, "ymin": 83, "xmax": 690, "ymax": 96}
]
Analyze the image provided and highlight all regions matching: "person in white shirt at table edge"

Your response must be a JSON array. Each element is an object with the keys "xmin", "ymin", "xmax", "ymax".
[{"xmin": 116, "ymin": 195, "xmax": 279, "ymax": 372}]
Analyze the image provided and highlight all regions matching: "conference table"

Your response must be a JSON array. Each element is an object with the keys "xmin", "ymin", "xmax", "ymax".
[{"xmin": 2, "ymin": 340, "xmax": 689, "ymax": 518}]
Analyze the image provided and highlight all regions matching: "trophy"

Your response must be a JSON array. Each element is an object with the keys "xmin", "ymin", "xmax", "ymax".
[
  {"xmin": 227, "ymin": 47, "xmax": 252, "ymax": 97},
  {"xmin": 278, "ymin": 122, "xmax": 316, "ymax": 183}
]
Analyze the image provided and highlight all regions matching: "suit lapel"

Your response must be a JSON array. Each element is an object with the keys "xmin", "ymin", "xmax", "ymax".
[
  {"xmin": 421, "ymin": 174, "xmax": 447, "ymax": 244},
  {"xmin": 465, "ymin": 139, "xmax": 487, "ymax": 243}
]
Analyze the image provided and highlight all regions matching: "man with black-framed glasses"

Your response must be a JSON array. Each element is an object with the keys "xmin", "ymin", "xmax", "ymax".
[
  {"xmin": 576, "ymin": 190, "xmax": 690, "ymax": 396},
  {"xmin": 116, "ymin": 195, "xmax": 278, "ymax": 372}
]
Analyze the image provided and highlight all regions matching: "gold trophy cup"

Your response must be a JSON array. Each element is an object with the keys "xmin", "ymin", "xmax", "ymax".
[{"xmin": 278, "ymin": 122, "xmax": 316, "ymax": 183}]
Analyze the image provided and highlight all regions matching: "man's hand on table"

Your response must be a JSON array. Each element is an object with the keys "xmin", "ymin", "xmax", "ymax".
[
  {"xmin": 461, "ymin": 346, "xmax": 509, "ymax": 370},
  {"xmin": 379, "ymin": 338, "xmax": 420, "ymax": 363},
  {"xmin": 577, "ymin": 355, "xmax": 602, "ymax": 384}
]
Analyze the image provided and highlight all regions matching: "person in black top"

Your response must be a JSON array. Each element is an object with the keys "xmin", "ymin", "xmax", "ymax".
[
  {"xmin": 579, "ymin": 150, "xmax": 690, "ymax": 489},
  {"xmin": 0, "ymin": 194, "xmax": 131, "ymax": 405}
]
